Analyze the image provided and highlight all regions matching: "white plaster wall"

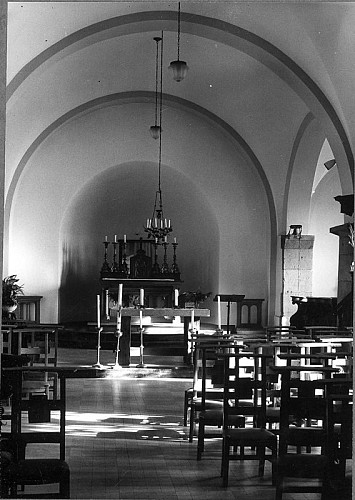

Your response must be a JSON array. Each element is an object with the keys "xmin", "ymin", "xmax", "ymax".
[
  {"xmin": 309, "ymin": 167, "xmax": 343, "ymax": 297},
  {"xmin": 8, "ymin": 101, "xmax": 270, "ymax": 324}
]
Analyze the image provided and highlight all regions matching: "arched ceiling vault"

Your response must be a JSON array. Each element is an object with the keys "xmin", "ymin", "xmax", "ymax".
[{"xmin": 6, "ymin": 6, "xmax": 353, "ymax": 200}]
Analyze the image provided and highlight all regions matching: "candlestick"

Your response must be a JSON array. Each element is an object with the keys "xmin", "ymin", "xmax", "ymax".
[
  {"xmin": 97, "ymin": 294, "xmax": 101, "ymax": 328},
  {"xmin": 140, "ymin": 288, "xmax": 144, "ymax": 307},
  {"xmin": 105, "ymin": 290, "xmax": 109, "ymax": 318},
  {"xmin": 111, "ymin": 241, "xmax": 119, "ymax": 274},
  {"xmin": 121, "ymin": 240, "xmax": 128, "ymax": 277},
  {"xmin": 152, "ymin": 240, "xmax": 160, "ymax": 276},
  {"xmin": 101, "ymin": 240, "xmax": 111, "ymax": 273},
  {"xmin": 116, "ymin": 305, "xmax": 122, "ymax": 330},
  {"xmin": 217, "ymin": 295, "xmax": 221, "ymax": 329},
  {"xmin": 174, "ymin": 288, "xmax": 179, "ymax": 307},
  {"xmin": 171, "ymin": 242, "xmax": 180, "ymax": 279},
  {"xmin": 136, "ymin": 308, "xmax": 146, "ymax": 367},
  {"xmin": 161, "ymin": 242, "xmax": 169, "ymax": 274},
  {"xmin": 118, "ymin": 283, "xmax": 123, "ymax": 306}
]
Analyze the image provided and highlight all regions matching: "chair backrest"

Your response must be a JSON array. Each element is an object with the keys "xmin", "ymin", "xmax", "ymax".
[
  {"xmin": 191, "ymin": 334, "xmax": 236, "ymax": 393},
  {"xmin": 15, "ymin": 328, "xmax": 58, "ymax": 366},
  {"xmin": 222, "ymin": 352, "xmax": 269, "ymax": 429},
  {"xmin": 9, "ymin": 369, "xmax": 66, "ymax": 461},
  {"xmin": 1, "ymin": 328, "xmax": 12, "ymax": 354},
  {"xmin": 278, "ymin": 375, "xmax": 330, "ymax": 455},
  {"xmin": 197, "ymin": 339, "xmax": 237, "ymax": 400},
  {"xmin": 325, "ymin": 379, "xmax": 352, "ymax": 464}
]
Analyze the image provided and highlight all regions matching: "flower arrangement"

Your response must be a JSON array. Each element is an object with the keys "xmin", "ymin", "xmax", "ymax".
[
  {"xmin": 179, "ymin": 290, "xmax": 211, "ymax": 307},
  {"xmin": 2, "ymin": 275, "xmax": 24, "ymax": 307}
]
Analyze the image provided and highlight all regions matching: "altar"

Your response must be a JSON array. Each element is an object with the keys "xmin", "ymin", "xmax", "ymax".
[
  {"xmin": 96, "ymin": 237, "xmax": 211, "ymax": 365},
  {"xmin": 99, "ymin": 237, "xmax": 182, "ymax": 310}
]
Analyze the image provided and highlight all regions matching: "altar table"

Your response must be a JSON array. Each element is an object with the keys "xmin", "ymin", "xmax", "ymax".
[{"xmin": 90, "ymin": 307, "xmax": 210, "ymax": 366}]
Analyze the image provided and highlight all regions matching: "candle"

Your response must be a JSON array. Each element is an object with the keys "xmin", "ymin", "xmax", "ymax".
[
  {"xmin": 217, "ymin": 295, "xmax": 221, "ymax": 329},
  {"xmin": 174, "ymin": 288, "xmax": 179, "ymax": 307},
  {"xmin": 124, "ymin": 234, "xmax": 127, "ymax": 243},
  {"xmin": 139, "ymin": 309, "xmax": 143, "ymax": 330},
  {"xmin": 97, "ymin": 294, "xmax": 101, "ymax": 328},
  {"xmin": 191, "ymin": 309, "xmax": 195, "ymax": 332},
  {"xmin": 164, "ymin": 235, "xmax": 167, "ymax": 243},
  {"xmin": 146, "ymin": 219, "xmax": 149, "ymax": 228},
  {"xmin": 114, "ymin": 234, "xmax": 117, "ymax": 243},
  {"xmin": 118, "ymin": 283, "xmax": 123, "ymax": 307},
  {"xmin": 174, "ymin": 237, "xmax": 177, "ymax": 244},
  {"xmin": 168, "ymin": 219, "xmax": 171, "ymax": 228},
  {"xmin": 140, "ymin": 288, "xmax": 144, "ymax": 306},
  {"xmin": 116, "ymin": 306, "xmax": 121, "ymax": 330},
  {"xmin": 105, "ymin": 235, "xmax": 108, "ymax": 242},
  {"xmin": 155, "ymin": 237, "xmax": 158, "ymax": 244},
  {"xmin": 105, "ymin": 290, "xmax": 109, "ymax": 316}
]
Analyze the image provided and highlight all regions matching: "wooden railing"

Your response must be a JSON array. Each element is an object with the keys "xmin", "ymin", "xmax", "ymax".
[
  {"xmin": 16, "ymin": 295, "xmax": 43, "ymax": 323},
  {"xmin": 236, "ymin": 299, "xmax": 264, "ymax": 329}
]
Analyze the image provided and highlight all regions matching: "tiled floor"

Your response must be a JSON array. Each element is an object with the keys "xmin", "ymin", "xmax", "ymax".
[{"xmin": 14, "ymin": 348, "xmax": 352, "ymax": 499}]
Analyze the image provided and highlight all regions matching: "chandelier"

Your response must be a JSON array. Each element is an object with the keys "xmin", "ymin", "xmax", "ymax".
[
  {"xmin": 169, "ymin": 2, "xmax": 189, "ymax": 82},
  {"xmin": 144, "ymin": 32, "xmax": 173, "ymax": 242}
]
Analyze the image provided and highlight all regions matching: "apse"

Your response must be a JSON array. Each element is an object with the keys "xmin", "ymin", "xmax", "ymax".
[{"xmin": 59, "ymin": 161, "xmax": 219, "ymax": 323}]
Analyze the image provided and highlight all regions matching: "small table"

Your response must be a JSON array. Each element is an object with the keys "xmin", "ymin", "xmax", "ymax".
[{"xmin": 213, "ymin": 294, "xmax": 245, "ymax": 334}]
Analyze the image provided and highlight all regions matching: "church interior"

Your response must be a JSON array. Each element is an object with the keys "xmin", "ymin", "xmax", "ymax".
[{"xmin": 0, "ymin": 2, "xmax": 354, "ymax": 499}]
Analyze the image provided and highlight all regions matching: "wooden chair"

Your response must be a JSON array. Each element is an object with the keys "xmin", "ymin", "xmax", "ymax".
[
  {"xmin": 325, "ymin": 379, "xmax": 352, "ymax": 498},
  {"xmin": 221, "ymin": 352, "xmax": 277, "ymax": 487},
  {"xmin": 16, "ymin": 328, "xmax": 59, "ymax": 400},
  {"xmin": 1, "ymin": 328, "xmax": 13, "ymax": 354},
  {"xmin": 5, "ymin": 368, "xmax": 70, "ymax": 498},
  {"xmin": 265, "ymin": 325, "xmax": 309, "ymax": 342},
  {"xmin": 196, "ymin": 341, "xmax": 245, "ymax": 460},
  {"xmin": 274, "ymin": 366, "xmax": 339, "ymax": 500},
  {"xmin": 185, "ymin": 332, "xmax": 235, "ymax": 441}
]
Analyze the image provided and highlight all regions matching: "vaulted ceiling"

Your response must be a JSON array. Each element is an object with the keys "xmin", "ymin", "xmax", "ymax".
[{"xmin": 6, "ymin": 1, "xmax": 355, "ymax": 202}]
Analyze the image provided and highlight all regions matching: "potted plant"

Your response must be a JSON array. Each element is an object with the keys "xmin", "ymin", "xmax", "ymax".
[{"xmin": 2, "ymin": 274, "xmax": 24, "ymax": 317}]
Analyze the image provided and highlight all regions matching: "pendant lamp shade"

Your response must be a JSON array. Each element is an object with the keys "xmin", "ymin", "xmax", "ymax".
[
  {"xmin": 150, "ymin": 125, "xmax": 161, "ymax": 140},
  {"xmin": 169, "ymin": 2, "xmax": 188, "ymax": 82},
  {"xmin": 169, "ymin": 60, "xmax": 189, "ymax": 82}
]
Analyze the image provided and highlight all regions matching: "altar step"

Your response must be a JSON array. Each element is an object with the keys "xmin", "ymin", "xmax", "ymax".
[
  {"xmin": 102, "ymin": 364, "xmax": 193, "ymax": 380},
  {"xmin": 60, "ymin": 321, "xmax": 187, "ymax": 353},
  {"xmin": 57, "ymin": 347, "xmax": 193, "ymax": 379}
]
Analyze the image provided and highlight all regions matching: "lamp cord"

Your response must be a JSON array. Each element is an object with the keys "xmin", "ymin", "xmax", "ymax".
[
  {"xmin": 158, "ymin": 31, "xmax": 163, "ymax": 198},
  {"xmin": 154, "ymin": 38, "xmax": 159, "ymax": 127},
  {"xmin": 177, "ymin": 2, "xmax": 181, "ymax": 61}
]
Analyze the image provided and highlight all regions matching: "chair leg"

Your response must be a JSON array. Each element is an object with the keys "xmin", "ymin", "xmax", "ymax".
[
  {"xmin": 197, "ymin": 421, "xmax": 204, "ymax": 460},
  {"xmin": 183, "ymin": 390, "xmax": 189, "ymax": 426},
  {"xmin": 59, "ymin": 470, "xmax": 70, "ymax": 499},
  {"xmin": 275, "ymin": 482, "xmax": 283, "ymax": 500},
  {"xmin": 222, "ymin": 438, "xmax": 229, "ymax": 487},
  {"xmin": 189, "ymin": 405, "xmax": 197, "ymax": 442}
]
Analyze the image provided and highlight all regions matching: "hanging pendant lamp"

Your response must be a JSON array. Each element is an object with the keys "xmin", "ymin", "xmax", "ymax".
[
  {"xmin": 150, "ymin": 36, "xmax": 162, "ymax": 139},
  {"xmin": 145, "ymin": 32, "xmax": 173, "ymax": 242},
  {"xmin": 169, "ymin": 2, "xmax": 188, "ymax": 82}
]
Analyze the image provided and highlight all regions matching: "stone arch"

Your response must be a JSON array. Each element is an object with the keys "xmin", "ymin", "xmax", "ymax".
[{"xmin": 7, "ymin": 10, "xmax": 353, "ymax": 189}]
